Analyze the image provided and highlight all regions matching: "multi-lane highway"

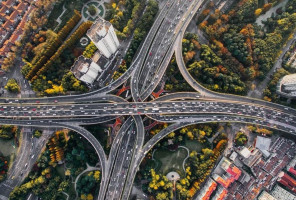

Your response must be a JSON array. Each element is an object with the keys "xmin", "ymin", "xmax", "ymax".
[
  {"xmin": 0, "ymin": 99, "xmax": 294, "ymax": 129},
  {"xmin": 131, "ymin": 0, "xmax": 205, "ymax": 101},
  {"xmin": 1, "ymin": 0, "xmax": 296, "ymax": 199}
]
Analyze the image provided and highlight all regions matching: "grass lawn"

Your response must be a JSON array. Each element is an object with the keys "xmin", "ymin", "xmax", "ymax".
[
  {"xmin": 184, "ymin": 138, "xmax": 206, "ymax": 152},
  {"xmin": 56, "ymin": 165, "xmax": 66, "ymax": 179},
  {"xmin": 48, "ymin": 0, "xmax": 84, "ymax": 31},
  {"xmin": 83, "ymin": 7, "xmax": 89, "ymax": 18},
  {"xmin": 0, "ymin": 139, "xmax": 17, "ymax": 157},
  {"xmin": 153, "ymin": 148, "xmax": 188, "ymax": 175},
  {"xmin": 98, "ymin": 5, "xmax": 104, "ymax": 17}
]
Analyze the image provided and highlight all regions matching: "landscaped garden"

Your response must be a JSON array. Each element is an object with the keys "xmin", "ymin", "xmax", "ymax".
[
  {"xmin": 153, "ymin": 147, "xmax": 188, "ymax": 175},
  {"xmin": 137, "ymin": 123, "xmax": 228, "ymax": 199},
  {"xmin": 9, "ymin": 131, "xmax": 100, "ymax": 200}
]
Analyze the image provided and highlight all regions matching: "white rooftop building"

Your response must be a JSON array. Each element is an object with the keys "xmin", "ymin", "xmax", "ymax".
[
  {"xmin": 257, "ymin": 191, "xmax": 277, "ymax": 200},
  {"xmin": 71, "ymin": 56, "xmax": 102, "ymax": 86},
  {"xmin": 255, "ymin": 136, "xmax": 271, "ymax": 151},
  {"xmin": 276, "ymin": 74, "xmax": 296, "ymax": 98},
  {"xmin": 87, "ymin": 17, "xmax": 120, "ymax": 59},
  {"xmin": 271, "ymin": 185, "xmax": 296, "ymax": 200},
  {"xmin": 239, "ymin": 147, "xmax": 251, "ymax": 158}
]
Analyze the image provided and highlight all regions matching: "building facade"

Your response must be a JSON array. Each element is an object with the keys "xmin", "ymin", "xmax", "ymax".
[{"xmin": 87, "ymin": 17, "xmax": 120, "ymax": 59}]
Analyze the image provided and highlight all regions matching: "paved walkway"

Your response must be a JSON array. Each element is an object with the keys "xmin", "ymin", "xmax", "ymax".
[
  {"xmin": 54, "ymin": 5, "xmax": 67, "ymax": 31},
  {"xmin": 74, "ymin": 163, "xmax": 100, "ymax": 198},
  {"xmin": 1, "ymin": 59, "xmax": 35, "ymax": 98},
  {"xmin": 166, "ymin": 171, "xmax": 180, "ymax": 181},
  {"xmin": 81, "ymin": 0, "xmax": 106, "ymax": 21},
  {"xmin": 256, "ymin": 0, "xmax": 289, "ymax": 27},
  {"xmin": 179, "ymin": 146, "xmax": 189, "ymax": 172}
]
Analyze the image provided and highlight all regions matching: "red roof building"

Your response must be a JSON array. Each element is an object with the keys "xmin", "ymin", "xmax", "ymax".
[
  {"xmin": 0, "ymin": 0, "xmax": 33, "ymax": 66},
  {"xmin": 213, "ymin": 158, "xmax": 242, "ymax": 188},
  {"xmin": 196, "ymin": 178, "xmax": 218, "ymax": 200},
  {"xmin": 212, "ymin": 187, "xmax": 228, "ymax": 200},
  {"xmin": 289, "ymin": 167, "xmax": 296, "ymax": 177},
  {"xmin": 278, "ymin": 172, "xmax": 296, "ymax": 188}
]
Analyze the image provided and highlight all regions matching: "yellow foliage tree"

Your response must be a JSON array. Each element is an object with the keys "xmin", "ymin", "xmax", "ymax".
[
  {"xmin": 45, "ymin": 84, "xmax": 64, "ymax": 95},
  {"xmin": 167, "ymin": 132, "xmax": 175, "ymax": 138},
  {"xmin": 94, "ymin": 171, "xmax": 100, "ymax": 182},
  {"xmin": 87, "ymin": 194, "xmax": 93, "ymax": 200},
  {"xmin": 187, "ymin": 131, "xmax": 194, "ymax": 140},
  {"xmin": 254, "ymin": 8, "xmax": 262, "ymax": 17}
]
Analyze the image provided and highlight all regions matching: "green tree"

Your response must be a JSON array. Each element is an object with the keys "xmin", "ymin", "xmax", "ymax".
[
  {"xmin": 0, "ymin": 125, "xmax": 16, "ymax": 139},
  {"xmin": 88, "ymin": 5, "xmax": 97, "ymax": 16},
  {"xmin": 33, "ymin": 130, "xmax": 42, "ymax": 138},
  {"xmin": 234, "ymin": 132, "xmax": 248, "ymax": 146},
  {"xmin": 5, "ymin": 79, "xmax": 20, "ymax": 93},
  {"xmin": 83, "ymin": 42, "xmax": 97, "ymax": 58}
]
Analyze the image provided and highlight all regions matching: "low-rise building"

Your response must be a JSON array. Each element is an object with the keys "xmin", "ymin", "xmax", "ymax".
[
  {"xmin": 211, "ymin": 186, "xmax": 228, "ymax": 200},
  {"xmin": 0, "ymin": 0, "xmax": 33, "ymax": 67},
  {"xmin": 257, "ymin": 191, "xmax": 276, "ymax": 200},
  {"xmin": 239, "ymin": 147, "xmax": 262, "ymax": 167},
  {"xmin": 212, "ymin": 157, "xmax": 241, "ymax": 189},
  {"xmin": 226, "ymin": 137, "xmax": 296, "ymax": 199},
  {"xmin": 195, "ymin": 178, "xmax": 217, "ymax": 200},
  {"xmin": 277, "ymin": 171, "xmax": 296, "ymax": 193},
  {"xmin": 271, "ymin": 185, "xmax": 296, "ymax": 200}
]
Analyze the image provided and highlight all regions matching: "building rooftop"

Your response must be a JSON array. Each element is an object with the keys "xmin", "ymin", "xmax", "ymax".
[
  {"xmin": 0, "ymin": 0, "xmax": 31, "ymax": 66},
  {"xmin": 277, "ymin": 74, "xmax": 296, "ymax": 98},
  {"xmin": 255, "ymin": 136, "xmax": 271, "ymax": 152},
  {"xmin": 280, "ymin": 74, "xmax": 296, "ymax": 86},
  {"xmin": 71, "ymin": 56, "xmax": 102, "ymax": 85},
  {"xmin": 212, "ymin": 187, "xmax": 228, "ymax": 200},
  {"xmin": 239, "ymin": 147, "xmax": 251, "ymax": 158},
  {"xmin": 195, "ymin": 178, "xmax": 217, "ymax": 200},
  {"xmin": 229, "ymin": 152, "xmax": 237, "ymax": 161},
  {"xmin": 271, "ymin": 185, "xmax": 296, "ymax": 200},
  {"xmin": 222, "ymin": 137, "xmax": 296, "ymax": 200},
  {"xmin": 86, "ymin": 17, "xmax": 112, "ymax": 43},
  {"xmin": 239, "ymin": 147, "xmax": 262, "ymax": 167}
]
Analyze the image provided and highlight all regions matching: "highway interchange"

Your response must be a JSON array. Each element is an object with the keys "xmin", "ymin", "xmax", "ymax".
[{"xmin": 0, "ymin": 0, "xmax": 296, "ymax": 199}]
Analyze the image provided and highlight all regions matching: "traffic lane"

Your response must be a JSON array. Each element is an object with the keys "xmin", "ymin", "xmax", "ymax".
[
  {"xmin": 0, "ymin": 99, "xmax": 293, "ymax": 116},
  {"xmin": 105, "ymin": 128, "xmax": 136, "ymax": 200},
  {"xmin": 130, "ymin": 0, "xmax": 188, "ymax": 98},
  {"xmin": 137, "ymin": 0, "xmax": 201, "ymax": 94},
  {"xmin": 0, "ymin": 100, "xmax": 294, "ymax": 125},
  {"xmin": 138, "ymin": 0, "xmax": 207, "ymax": 100},
  {"xmin": 0, "ymin": 109, "xmax": 295, "ymax": 132},
  {"xmin": 149, "ymin": 114, "xmax": 296, "ymax": 134},
  {"xmin": 138, "ymin": 0, "xmax": 190, "ymax": 87}
]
